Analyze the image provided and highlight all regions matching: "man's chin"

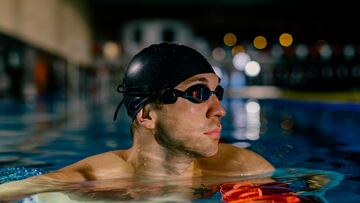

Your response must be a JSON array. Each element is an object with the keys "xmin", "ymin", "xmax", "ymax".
[{"xmin": 201, "ymin": 145, "xmax": 219, "ymax": 158}]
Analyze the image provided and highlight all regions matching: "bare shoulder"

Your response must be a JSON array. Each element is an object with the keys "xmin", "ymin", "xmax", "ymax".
[
  {"xmin": 55, "ymin": 150, "xmax": 133, "ymax": 181},
  {"xmin": 61, "ymin": 150, "xmax": 127, "ymax": 170},
  {"xmin": 0, "ymin": 151, "xmax": 133, "ymax": 201},
  {"xmin": 197, "ymin": 143, "xmax": 274, "ymax": 176}
]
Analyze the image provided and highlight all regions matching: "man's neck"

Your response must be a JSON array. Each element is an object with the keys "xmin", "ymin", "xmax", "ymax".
[{"xmin": 127, "ymin": 131, "xmax": 200, "ymax": 179}]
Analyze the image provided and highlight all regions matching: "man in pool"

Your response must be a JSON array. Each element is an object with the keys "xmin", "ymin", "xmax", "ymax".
[{"xmin": 0, "ymin": 43, "xmax": 274, "ymax": 201}]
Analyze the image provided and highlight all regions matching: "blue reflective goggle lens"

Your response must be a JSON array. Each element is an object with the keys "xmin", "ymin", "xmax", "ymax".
[{"xmin": 174, "ymin": 84, "xmax": 224, "ymax": 103}]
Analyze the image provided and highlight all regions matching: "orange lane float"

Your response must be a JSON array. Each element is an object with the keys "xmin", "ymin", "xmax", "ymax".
[{"xmin": 219, "ymin": 181, "xmax": 319, "ymax": 203}]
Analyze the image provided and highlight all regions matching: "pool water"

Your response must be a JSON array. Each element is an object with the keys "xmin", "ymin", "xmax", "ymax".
[
  {"xmin": 0, "ymin": 96, "xmax": 359, "ymax": 202},
  {"xmin": 0, "ymin": 167, "xmax": 344, "ymax": 203}
]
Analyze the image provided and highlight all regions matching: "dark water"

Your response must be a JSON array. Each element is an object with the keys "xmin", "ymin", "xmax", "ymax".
[{"xmin": 0, "ymin": 96, "xmax": 359, "ymax": 202}]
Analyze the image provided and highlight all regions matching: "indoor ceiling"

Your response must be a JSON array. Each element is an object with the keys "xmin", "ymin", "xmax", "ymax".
[{"xmin": 87, "ymin": 0, "xmax": 359, "ymax": 45}]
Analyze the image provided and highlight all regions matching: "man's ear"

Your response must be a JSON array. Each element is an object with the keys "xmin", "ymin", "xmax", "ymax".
[{"xmin": 136, "ymin": 105, "xmax": 156, "ymax": 129}]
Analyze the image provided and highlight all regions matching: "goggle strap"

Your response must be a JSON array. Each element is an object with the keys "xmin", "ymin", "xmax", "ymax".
[{"xmin": 113, "ymin": 99, "xmax": 124, "ymax": 121}]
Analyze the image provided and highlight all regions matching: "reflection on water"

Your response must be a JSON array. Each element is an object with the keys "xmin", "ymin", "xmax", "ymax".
[
  {"xmin": 229, "ymin": 99, "xmax": 261, "ymax": 141},
  {"xmin": 14, "ymin": 168, "xmax": 343, "ymax": 203},
  {"xmin": 0, "ymin": 97, "xmax": 132, "ymax": 170}
]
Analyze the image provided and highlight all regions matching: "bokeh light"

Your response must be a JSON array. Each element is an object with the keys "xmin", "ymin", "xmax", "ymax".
[
  {"xmin": 232, "ymin": 52, "xmax": 251, "ymax": 71},
  {"xmin": 232, "ymin": 45, "xmax": 245, "ymax": 55},
  {"xmin": 212, "ymin": 47, "xmax": 226, "ymax": 61},
  {"xmin": 223, "ymin": 33, "xmax": 237, "ymax": 47},
  {"xmin": 279, "ymin": 33, "xmax": 293, "ymax": 47},
  {"xmin": 244, "ymin": 61, "xmax": 261, "ymax": 77},
  {"xmin": 253, "ymin": 36, "xmax": 267, "ymax": 49},
  {"xmin": 295, "ymin": 44, "xmax": 309, "ymax": 59},
  {"xmin": 103, "ymin": 41, "xmax": 120, "ymax": 60},
  {"xmin": 319, "ymin": 43, "xmax": 332, "ymax": 60}
]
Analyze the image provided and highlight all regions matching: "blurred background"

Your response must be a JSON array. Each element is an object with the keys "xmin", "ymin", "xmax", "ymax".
[{"xmin": 1, "ymin": 0, "xmax": 360, "ymax": 103}]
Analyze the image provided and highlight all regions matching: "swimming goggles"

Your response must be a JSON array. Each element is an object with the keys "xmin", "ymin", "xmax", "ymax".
[
  {"xmin": 159, "ymin": 84, "xmax": 224, "ymax": 104},
  {"xmin": 113, "ymin": 83, "xmax": 224, "ymax": 121}
]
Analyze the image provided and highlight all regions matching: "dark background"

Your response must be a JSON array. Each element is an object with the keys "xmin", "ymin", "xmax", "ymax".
[{"xmin": 88, "ymin": 0, "xmax": 360, "ymax": 45}]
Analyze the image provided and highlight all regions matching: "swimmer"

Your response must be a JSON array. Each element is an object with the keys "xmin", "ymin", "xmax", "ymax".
[{"xmin": 0, "ymin": 43, "xmax": 274, "ymax": 201}]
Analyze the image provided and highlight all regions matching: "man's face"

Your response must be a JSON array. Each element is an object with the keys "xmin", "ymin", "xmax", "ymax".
[{"xmin": 154, "ymin": 73, "xmax": 226, "ymax": 157}]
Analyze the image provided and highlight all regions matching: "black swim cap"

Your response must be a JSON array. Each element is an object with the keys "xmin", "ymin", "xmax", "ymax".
[{"xmin": 114, "ymin": 43, "xmax": 216, "ymax": 120}]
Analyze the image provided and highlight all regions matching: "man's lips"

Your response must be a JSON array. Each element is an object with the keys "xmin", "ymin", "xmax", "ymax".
[{"xmin": 204, "ymin": 128, "xmax": 221, "ymax": 139}]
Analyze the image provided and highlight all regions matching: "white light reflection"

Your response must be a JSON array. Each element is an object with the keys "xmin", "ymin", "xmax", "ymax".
[
  {"xmin": 230, "ymin": 99, "xmax": 261, "ymax": 141},
  {"xmin": 232, "ymin": 52, "xmax": 250, "ymax": 71},
  {"xmin": 245, "ymin": 100, "xmax": 260, "ymax": 113},
  {"xmin": 127, "ymin": 61, "xmax": 143, "ymax": 76},
  {"xmin": 231, "ymin": 142, "xmax": 251, "ymax": 148},
  {"xmin": 244, "ymin": 61, "xmax": 261, "ymax": 77},
  {"xmin": 230, "ymin": 100, "xmax": 247, "ymax": 140},
  {"xmin": 245, "ymin": 100, "xmax": 260, "ymax": 140}
]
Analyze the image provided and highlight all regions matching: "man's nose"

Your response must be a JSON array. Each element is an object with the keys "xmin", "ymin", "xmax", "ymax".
[{"xmin": 206, "ymin": 96, "xmax": 226, "ymax": 118}]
